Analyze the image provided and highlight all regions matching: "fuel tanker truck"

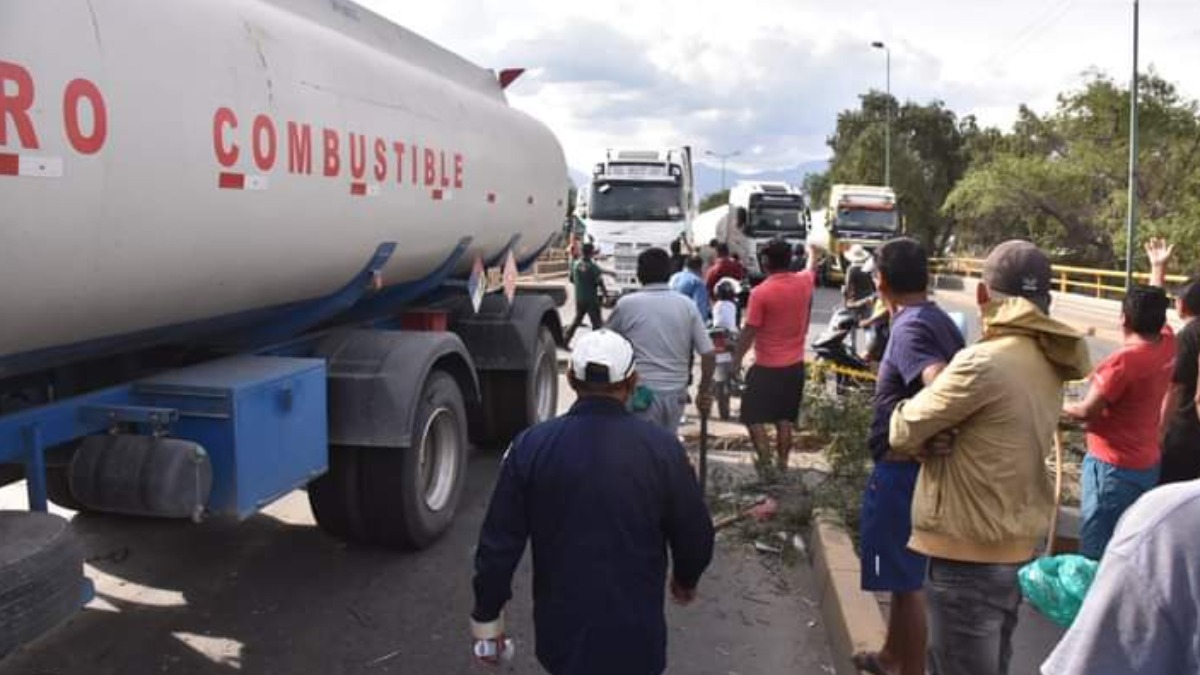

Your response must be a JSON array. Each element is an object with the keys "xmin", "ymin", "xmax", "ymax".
[{"xmin": 0, "ymin": 0, "xmax": 569, "ymax": 656}]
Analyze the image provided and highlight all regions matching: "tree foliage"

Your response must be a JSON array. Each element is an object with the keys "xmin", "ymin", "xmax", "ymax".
[
  {"xmin": 944, "ymin": 71, "xmax": 1200, "ymax": 270},
  {"xmin": 823, "ymin": 71, "xmax": 1200, "ymax": 271},
  {"xmin": 699, "ymin": 189, "xmax": 730, "ymax": 212},
  {"xmin": 802, "ymin": 171, "xmax": 831, "ymax": 208}
]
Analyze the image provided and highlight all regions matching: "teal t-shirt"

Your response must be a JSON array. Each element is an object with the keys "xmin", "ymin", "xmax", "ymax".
[{"xmin": 571, "ymin": 258, "xmax": 603, "ymax": 306}]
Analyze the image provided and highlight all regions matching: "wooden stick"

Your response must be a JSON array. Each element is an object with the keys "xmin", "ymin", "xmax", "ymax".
[{"xmin": 1045, "ymin": 430, "xmax": 1065, "ymax": 556}]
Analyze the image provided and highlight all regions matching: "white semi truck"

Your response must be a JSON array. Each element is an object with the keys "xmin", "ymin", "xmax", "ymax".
[
  {"xmin": 0, "ymin": 0, "xmax": 568, "ymax": 657},
  {"xmin": 578, "ymin": 148, "xmax": 697, "ymax": 293},
  {"xmin": 712, "ymin": 181, "xmax": 809, "ymax": 277}
]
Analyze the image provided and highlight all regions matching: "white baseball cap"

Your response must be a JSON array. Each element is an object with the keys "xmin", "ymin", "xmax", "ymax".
[
  {"xmin": 846, "ymin": 244, "xmax": 871, "ymax": 264},
  {"xmin": 571, "ymin": 329, "xmax": 636, "ymax": 384}
]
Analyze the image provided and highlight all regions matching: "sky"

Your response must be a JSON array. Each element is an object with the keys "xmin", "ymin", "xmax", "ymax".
[{"xmin": 357, "ymin": 0, "xmax": 1200, "ymax": 176}]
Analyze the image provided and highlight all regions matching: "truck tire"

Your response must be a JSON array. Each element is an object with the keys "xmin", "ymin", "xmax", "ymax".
[
  {"xmin": 308, "ymin": 445, "xmax": 367, "ymax": 542},
  {"xmin": 310, "ymin": 371, "xmax": 468, "ymax": 550},
  {"xmin": 482, "ymin": 327, "xmax": 558, "ymax": 446},
  {"xmin": 0, "ymin": 511, "xmax": 85, "ymax": 659},
  {"xmin": 361, "ymin": 371, "xmax": 468, "ymax": 549}
]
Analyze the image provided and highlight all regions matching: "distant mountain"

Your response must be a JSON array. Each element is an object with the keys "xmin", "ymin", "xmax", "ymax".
[
  {"xmin": 569, "ymin": 168, "xmax": 590, "ymax": 189},
  {"xmin": 567, "ymin": 160, "xmax": 830, "ymax": 199}
]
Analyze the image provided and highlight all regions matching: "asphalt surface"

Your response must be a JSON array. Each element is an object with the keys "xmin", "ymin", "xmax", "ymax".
[{"xmin": 0, "ymin": 278, "xmax": 1129, "ymax": 675}]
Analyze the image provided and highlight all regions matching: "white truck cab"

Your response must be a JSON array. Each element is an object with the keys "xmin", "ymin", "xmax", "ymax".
[
  {"xmin": 578, "ymin": 148, "xmax": 696, "ymax": 293},
  {"xmin": 718, "ymin": 181, "xmax": 809, "ymax": 276}
]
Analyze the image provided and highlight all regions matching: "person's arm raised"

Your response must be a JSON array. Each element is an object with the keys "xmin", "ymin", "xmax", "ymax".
[{"xmin": 1144, "ymin": 237, "xmax": 1173, "ymax": 288}]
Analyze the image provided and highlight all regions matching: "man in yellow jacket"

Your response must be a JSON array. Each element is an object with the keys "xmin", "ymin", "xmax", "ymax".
[{"xmin": 889, "ymin": 240, "xmax": 1091, "ymax": 675}]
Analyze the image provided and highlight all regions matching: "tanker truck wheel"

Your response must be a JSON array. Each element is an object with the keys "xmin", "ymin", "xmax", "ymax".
[
  {"xmin": 482, "ymin": 327, "xmax": 558, "ymax": 446},
  {"xmin": 310, "ymin": 371, "xmax": 468, "ymax": 549},
  {"xmin": 0, "ymin": 511, "xmax": 86, "ymax": 659},
  {"xmin": 308, "ymin": 445, "xmax": 366, "ymax": 542},
  {"xmin": 362, "ymin": 371, "xmax": 469, "ymax": 549}
]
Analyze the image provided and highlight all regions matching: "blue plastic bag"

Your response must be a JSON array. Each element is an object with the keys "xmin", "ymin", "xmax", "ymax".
[{"xmin": 1018, "ymin": 554, "xmax": 1099, "ymax": 627}]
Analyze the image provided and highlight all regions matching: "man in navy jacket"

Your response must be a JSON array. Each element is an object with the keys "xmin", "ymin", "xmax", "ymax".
[{"xmin": 470, "ymin": 329, "xmax": 715, "ymax": 674}]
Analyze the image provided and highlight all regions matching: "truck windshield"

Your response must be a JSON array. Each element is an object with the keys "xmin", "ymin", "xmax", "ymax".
[
  {"xmin": 748, "ymin": 206, "xmax": 805, "ymax": 235},
  {"xmin": 835, "ymin": 208, "xmax": 898, "ymax": 232},
  {"xmin": 590, "ymin": 181, "xmax": 684, "ymax": 221}
]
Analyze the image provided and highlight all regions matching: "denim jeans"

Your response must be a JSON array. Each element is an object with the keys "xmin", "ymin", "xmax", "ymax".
[
  {"xmin": 1080, "ymin": 454, "xmax": 1159, "ymax": 559},
  {"xmin": 926, "ymin": 558, "xmax": 1024, "ymax": 675}
]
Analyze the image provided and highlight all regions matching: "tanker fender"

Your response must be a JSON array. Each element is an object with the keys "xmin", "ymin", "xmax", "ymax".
[
  {"xmin": 448, "ymin": 293, "xmax": 563, "ymax": 372},
  {"xmin": 448, "ymin": 294, "xmax": 564, "ymax": 446},
  {"xmin": 313, "ymin": 330, "xmax": 480, "ymax": 450}
]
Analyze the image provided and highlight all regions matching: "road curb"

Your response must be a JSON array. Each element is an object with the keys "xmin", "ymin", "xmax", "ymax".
[{"xmin": 810, "ymin": 508, "xmax": 886, "ymax": 675}]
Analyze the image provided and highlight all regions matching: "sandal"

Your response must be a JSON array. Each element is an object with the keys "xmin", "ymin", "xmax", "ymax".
[{"xmin": 850, "ymin": 651, "xmax": 895, "ymax": 675}]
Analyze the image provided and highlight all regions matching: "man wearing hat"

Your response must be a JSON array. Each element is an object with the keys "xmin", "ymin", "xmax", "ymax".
[
  {"xmin": 888, "ymin": 240, "xmax": 1091, "ymax": 675},
  {"xmin": 843, "ymin": 244, "xmax": 877, "ymax": 352},
  {"xmin": 470, "ymin": 329, "xmax": 715, "ymax": 675}
]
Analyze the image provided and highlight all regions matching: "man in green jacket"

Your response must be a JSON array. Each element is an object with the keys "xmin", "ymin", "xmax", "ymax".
[{"xmin": 889, "ymin": 240, "xmax": 1091, "ymax": 675}]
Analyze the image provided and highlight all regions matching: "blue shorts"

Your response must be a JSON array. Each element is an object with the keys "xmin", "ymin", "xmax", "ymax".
[
  {"xmin": 1080, "ymin": 454, "xmax": 1159, "ymax": 560},
  {"xmin": 860, "ymin": 462, "xmax": 927, "ymax": 592}
]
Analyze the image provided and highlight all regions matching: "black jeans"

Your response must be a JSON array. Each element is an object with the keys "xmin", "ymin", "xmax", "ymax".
[
  {"xmin": 566, "ymin": 302, "xmax": 603, "ymax": 338},
  {"xmin": 926, "ymin": 558, "xmax": 1024, "ymax": 675}
]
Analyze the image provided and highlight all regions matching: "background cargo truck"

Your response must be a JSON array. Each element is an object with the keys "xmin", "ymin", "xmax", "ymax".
[
  {"xmin": 0, "ymin": 0, "xmax": 568, "ymax": 657},
  {"xmin": 577, "ymin": 148, "xmax": 697, "ymax": 295},
  {"xmin": 819, "ymin": 184, "xmax": 902, "ymax": 283}
]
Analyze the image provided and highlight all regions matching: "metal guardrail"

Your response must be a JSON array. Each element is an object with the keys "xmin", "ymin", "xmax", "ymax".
[{"xmin": 931, "ymin": 257, "xmax": 1187, "ymax": 300}]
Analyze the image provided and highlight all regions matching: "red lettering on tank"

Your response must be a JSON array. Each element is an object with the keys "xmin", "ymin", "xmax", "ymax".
[
  {"xmin": 0, "ymin": 61, "xmax": 39, "ymax": 149},
  {"xmin": 349, "ymin": 132, "xmax": 366, "ymax": 180},
  {"xmin": 454, "ymin": 153, "xmax": 464, "ymax": 189},
  {"xmin": 392, "ymin": 141, "xmax": 405, "ymax": 183},
  {"xmin": 424, "ymin": 148, "xmax": 436, "ymax": 186},
  {"xmin": 411, "ymin": 142, "xmax": 419, "ymax": 185},
  {"xmin": 373, "ymin": 138, "xmax": 387, "ymax": 181},
  {"xmin": 439, "ymin": 151, "xmax": 450, "ymax": 188},
  {"xmin": 322, "ymin": 128, "xmax": 340, "ymax": 177},
  {"xmin": 212, "ymin": 107, "xmax": 239, "ymax": 167},
  {"xmin": 287, "ymin": 122, "xmax": 312, "ymax": 175},
  {"xmin": 62, "ymin": 78, "xmax": 107, "ymax": 155},
  {"xmin": 252, "ymin": 114, "xmax": 277, "ymax": 171}
]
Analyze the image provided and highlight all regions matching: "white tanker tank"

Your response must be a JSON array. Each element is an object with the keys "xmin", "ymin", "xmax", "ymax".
[{"xmin": 0, "ymin": 0, "xmax": 567, "ymax": 377}]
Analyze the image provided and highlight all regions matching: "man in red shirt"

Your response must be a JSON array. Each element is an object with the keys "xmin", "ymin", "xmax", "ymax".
[
  {"xmin": 733, "ymin": 239, "xmax": 818, "ymax": 472},
  {"xmin": 704, "ymin": 243, "xmax": 746, "ymax": 299},
  {"xmin": 1064, "ymin": 238, "xmax": 1177, "ymax": 560}
]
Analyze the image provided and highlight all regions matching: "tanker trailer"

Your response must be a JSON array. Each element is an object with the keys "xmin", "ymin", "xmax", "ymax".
[{"xmin": 0, "ymin": 0, "xmax": 568, "ymax": 656}]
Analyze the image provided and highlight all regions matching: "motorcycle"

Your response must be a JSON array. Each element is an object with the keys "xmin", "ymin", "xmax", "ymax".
[{"xmin": 811, "ymin": 306, "xmax": 873, "ymax": 395}]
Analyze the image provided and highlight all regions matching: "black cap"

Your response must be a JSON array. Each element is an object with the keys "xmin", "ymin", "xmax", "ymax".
[
  {"xmin": 982, "ymin": 240, "xmax": 1052, "ymax": 311},
  {"xmin": 1174, "ymin": 275, "xmax": 1200, "ymax": 316}
]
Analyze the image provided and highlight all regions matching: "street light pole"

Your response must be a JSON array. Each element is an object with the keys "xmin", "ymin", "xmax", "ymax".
[
  {"xmin": 872, "ymin": 41, "xmax": 892, "ymax": 187},
  {"xmin": 705, "ymin": 149, "xmax": 741, "ymax": 191},
  {"xmin": 1124, "ymin": 0, "xmax": 1140, "ymax": 291}
]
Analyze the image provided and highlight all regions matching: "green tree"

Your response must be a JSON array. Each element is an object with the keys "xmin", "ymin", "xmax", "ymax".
[
  {"xmin": 803, "ymin": 171, "xmax": 831, "ymax": 208},
  {"xmin": 699, "ymin": 189, "xmax": 730, "ymax": 212},
  {"xmin": 945, "ymin": 70, "xmax": 1200, "ymax": 270}
]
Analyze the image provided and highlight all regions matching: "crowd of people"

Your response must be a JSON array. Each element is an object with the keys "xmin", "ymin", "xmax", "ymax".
[{"xmin": 468, "ymin": 233, "xmax": 1200, "ymax": 675}]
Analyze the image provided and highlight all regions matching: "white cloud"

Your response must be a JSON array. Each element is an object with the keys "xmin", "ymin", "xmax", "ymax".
[{"xmin": 356, "ymin": 0, "xmax": 1200, "ymax": 174}]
